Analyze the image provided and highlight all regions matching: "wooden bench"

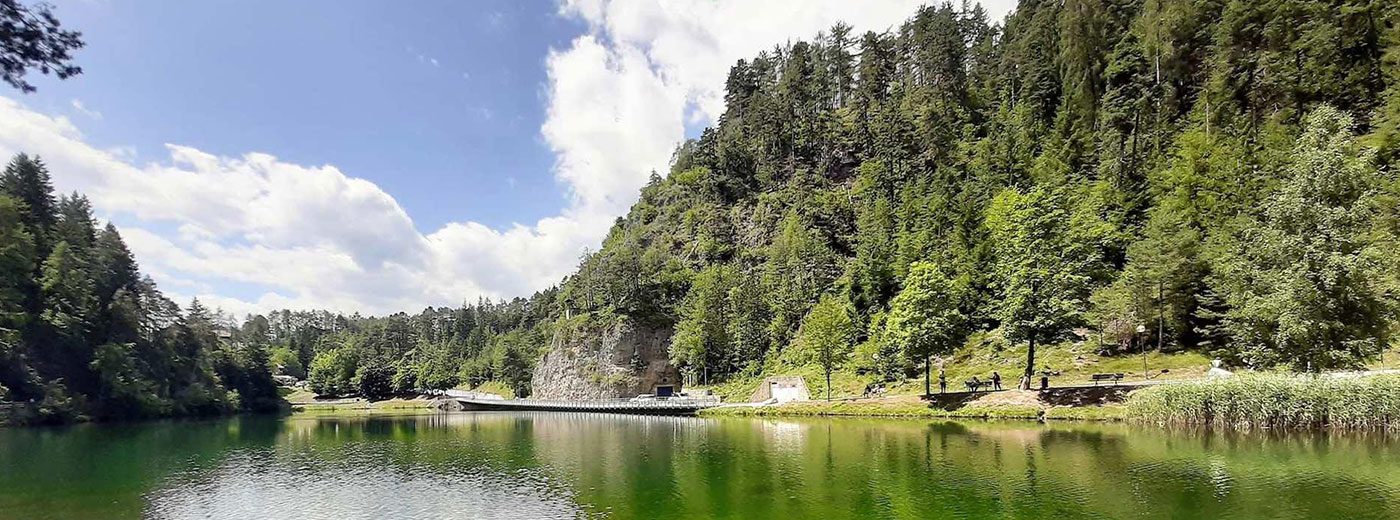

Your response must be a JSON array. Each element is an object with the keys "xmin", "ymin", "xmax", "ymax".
[
  {"xmin": 964, "ymin": 379, "xmax": 986, "ymax": 392},
  {"xmin": 1089, "ymin": 373, "xmax": 1124, "ymax": 386}
]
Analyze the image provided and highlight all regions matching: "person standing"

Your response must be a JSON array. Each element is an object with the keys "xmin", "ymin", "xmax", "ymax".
[
  {"xmin": 991, "ymin": 371, "xmax": 1002, "ymax": 391},
  {"xmin": 938, "ymin": 367, "xmax": 947, "ymax": 394}
]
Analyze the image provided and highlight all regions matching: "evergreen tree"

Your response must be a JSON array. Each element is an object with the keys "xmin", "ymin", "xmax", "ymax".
[
  {"xmin": 670, "ymin": 264, "xmax": 738, "ymax": 383},
  {"xmin": 0, "ymin": 154, "xmax": 57, "ymax": 264}
]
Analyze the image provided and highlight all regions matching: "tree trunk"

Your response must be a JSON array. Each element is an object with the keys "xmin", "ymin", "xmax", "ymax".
[
  {"xmin": 1022, "ymin": 329, "xmax": 1036, "ymax": 390},
  {"xmin": 924, "ymin": 357, "xmax": 931, "ymax": 397}
]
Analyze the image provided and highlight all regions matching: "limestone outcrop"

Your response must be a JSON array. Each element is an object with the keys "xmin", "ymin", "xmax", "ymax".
[{"xmin": 530, "ymin": 316, "xmax": 682, "ymax": 399}]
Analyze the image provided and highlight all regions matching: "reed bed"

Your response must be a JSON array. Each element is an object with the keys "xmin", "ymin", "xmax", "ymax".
[{"xmin": 1125, "ymin": 374, "xmax": 1400, "ymax": 430}]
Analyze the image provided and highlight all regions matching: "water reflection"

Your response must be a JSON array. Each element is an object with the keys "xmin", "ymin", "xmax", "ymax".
[{"xmin": 1, "ymin": 412, "xmax": 1398, "ymax": 519}]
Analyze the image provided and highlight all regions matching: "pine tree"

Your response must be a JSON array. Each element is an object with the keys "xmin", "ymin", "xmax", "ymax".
[
  {"xmin": 0, "ymin": 154, "xmax": 57, "ymax": 262},
  {"xmin": 670, "ymin": 264, "xmax": 738, "ymax": 383},
  {"xmin": 39, "ymin": 241, "xmax": 94, "ymax": 337}
]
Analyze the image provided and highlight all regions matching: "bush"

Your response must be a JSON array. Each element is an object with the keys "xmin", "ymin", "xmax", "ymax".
[
  {"xmin": 355, "ymin": 364, "xmax": 395, "ymax": 401},
  {"xmin": 1126, "ymin": 374, "xmax": 1400, "ymax": 430}
]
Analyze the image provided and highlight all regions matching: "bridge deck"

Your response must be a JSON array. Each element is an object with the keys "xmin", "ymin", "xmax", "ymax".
[{"xmin": 448, "ymin": 396, "xmax": 720, "ymax": 416}]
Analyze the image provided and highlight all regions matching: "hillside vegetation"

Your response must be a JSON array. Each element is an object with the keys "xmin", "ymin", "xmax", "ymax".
[
  {"xmin": 251, "ymin": 0, "xmax": 1400, "ymax": 400},
  {"xmin": 547, "ymin": 0, "xmax": 1400, "ymax": 389},
  {"xmin": 0, "ymin": 155, "xmax": 280, "ymax": 422},
  {"xmin": 11, "ymin": 0, "xmax": 1400, "ymax": 411}
]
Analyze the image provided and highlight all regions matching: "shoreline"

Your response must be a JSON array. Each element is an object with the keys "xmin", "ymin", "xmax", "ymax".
[
  {"xmin": 701, "ymin": 373, "xmax": 1400, "ymax": 431},
  {"xmin": 700, "ymin": 387, "xmax": 1130, "ymax": 422}
]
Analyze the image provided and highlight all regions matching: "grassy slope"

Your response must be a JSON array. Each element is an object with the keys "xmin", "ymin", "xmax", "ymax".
[
  {"xmin": 283, "ymin": 388, "xmax": 438, "ymax": 415},
  {"xmin": 695, "ymin": 333, "xmax": 1212, "ymax": 404},
  {"xmin": 701, "ymin": 392, "xmax": 1128, "ymax": 421}
]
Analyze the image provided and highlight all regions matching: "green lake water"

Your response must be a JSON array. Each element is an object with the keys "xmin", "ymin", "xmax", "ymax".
[{"xmin": 1, "ymin": 412, "xmax": 1398, "ymax": 519}]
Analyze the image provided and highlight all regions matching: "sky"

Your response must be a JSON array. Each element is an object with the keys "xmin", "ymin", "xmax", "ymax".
[{"xmin": 0, "ymin": 0, "xmax": 1017, "ymax": 317}]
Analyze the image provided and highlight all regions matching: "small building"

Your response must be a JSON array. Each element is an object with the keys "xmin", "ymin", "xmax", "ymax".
[{"xmin": 748, "ymin": 376, "xmax": 810, "ymax": 404}]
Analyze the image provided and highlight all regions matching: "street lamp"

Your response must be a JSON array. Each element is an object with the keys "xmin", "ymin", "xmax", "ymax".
[{"xmin": 1136, "ymin": 324, "xmax": 1148, "ymax": 380}]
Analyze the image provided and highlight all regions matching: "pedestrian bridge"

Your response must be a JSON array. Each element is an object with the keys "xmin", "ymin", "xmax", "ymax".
[{"xmin": 438, "ymin": 390, "xmax": 721, "ymax": 416}]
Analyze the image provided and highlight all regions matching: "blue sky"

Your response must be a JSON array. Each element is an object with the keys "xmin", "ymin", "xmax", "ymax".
[
  {"xmin": 0, "ymin": 0, "xmax": 1015, "ymax": 316},
  {"xmin": 28, "ymin": 0, "xmax": 585, "ymax": 231}
]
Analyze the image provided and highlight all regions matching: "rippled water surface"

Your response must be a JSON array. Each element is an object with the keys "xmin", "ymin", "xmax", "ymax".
[{"xmin": 2, "ymin": 412, "xmax": 1398, "ymax": 519}]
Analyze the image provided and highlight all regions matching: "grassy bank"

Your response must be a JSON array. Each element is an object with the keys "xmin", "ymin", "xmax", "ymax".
[
  {"xmin": 1126, "ymin": 374, "xmax": 1400, "ymax": 430},
  {"xmin": 283, "ymin": 388, "xmax": 440, "ymax": 416},
  {"xmin": 701, "ymin": 390, "xmax": 1128, "ymax": 422},
  {"xmin": 706, "ymin": 374, "xmax": 1400, "ymax": 431},
  {"xmin": 694, "ymin": 336, "xmax": 1213, "ymax": 403}
]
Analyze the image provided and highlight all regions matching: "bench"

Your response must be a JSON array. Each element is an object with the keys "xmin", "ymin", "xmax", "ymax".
[
  {"xmin": 964, "ymin": 379, "xmax": 986, "ymax": 392},
  {"xmin": 1089, "ymin": 373, "xmax": 1124, "ymax": 386}
]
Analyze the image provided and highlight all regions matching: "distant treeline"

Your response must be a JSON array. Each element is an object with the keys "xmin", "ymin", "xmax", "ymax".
[
  {"xmin": 0, "ymin": 155, "xmax": 280, "ymax": 422},
  {"xmin": 255, "ymin": 299, "xmax": 556, "ymax": 400}
]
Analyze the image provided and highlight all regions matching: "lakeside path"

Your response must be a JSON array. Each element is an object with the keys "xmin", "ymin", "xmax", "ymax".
[{"xmin": 702, "ymin": 384, "xmax": 1140, "ymax": 421}]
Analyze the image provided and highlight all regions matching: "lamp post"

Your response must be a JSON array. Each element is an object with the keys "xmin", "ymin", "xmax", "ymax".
[{"xmin": 1136, "ymin": 324, "xmax": 1148, "ymax": 380}]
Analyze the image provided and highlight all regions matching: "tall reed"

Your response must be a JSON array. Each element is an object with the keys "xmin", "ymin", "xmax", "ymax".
[{"xmin": 1125, "ymin": 374, "xmax": 1400, "ymax": 430}]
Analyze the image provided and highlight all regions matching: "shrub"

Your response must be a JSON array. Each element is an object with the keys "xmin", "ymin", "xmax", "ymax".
[{"xmin": 354, "ymin": 364, "xmax": 394, "ymax": 401}]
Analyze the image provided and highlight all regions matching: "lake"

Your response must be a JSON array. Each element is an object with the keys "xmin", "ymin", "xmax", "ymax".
[{"xmin": 1, "ymin": 412, "xmax": 1397, "ymax": 519}]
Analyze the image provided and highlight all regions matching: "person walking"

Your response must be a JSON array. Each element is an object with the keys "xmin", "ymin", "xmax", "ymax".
[{"xmin": 991, "ymin": 371, "xmax": 1002, "ymax": 391}]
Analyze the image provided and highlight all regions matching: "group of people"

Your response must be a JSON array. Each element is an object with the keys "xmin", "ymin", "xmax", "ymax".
[{"xmin": 935, "ymin": 368, "xmax": 1050, "ymax": 394}]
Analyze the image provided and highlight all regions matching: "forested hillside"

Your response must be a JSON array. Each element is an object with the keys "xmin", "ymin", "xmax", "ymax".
[
  {"xmin": 11, "ymin": 0, "xmax": 1400, "ymax": 408},
  {"xmin": 264, "ymin": 0, "xmax": 1400, "ymax": 398},
  {"xmin": 560, "ymin": 0, "xmax": 1400, "ymax": 385},
  {"xmin": 0, "ymin": 155, "xmax": 280, "ymax": 422}
]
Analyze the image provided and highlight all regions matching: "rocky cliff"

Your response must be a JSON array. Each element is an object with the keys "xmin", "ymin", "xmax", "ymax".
[{"xmin": 530, "ymin": 315, "xmax": 682, "ymax": 399}]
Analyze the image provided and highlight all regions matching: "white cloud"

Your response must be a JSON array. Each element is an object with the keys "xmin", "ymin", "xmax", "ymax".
[
  {"xmin": 0, "ymin": 96, "xmax": 589, "ymax": 315},
  {"xmin": 0, "ymin": 0, "xmax": 1018, "ymax": 316},
  {"xmin": 70, "ymin": 99, "xmax": 102, "ymax": 120}
]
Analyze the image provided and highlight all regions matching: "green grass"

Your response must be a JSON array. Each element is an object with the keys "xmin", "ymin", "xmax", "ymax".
[
  {"xmin": 1125, "ymin": 374, "xmax": 1400, "ymax": 430},
  {"xmin": 701, "ymin": 399, "xmax": 1048, "ymax": 420},
  {"xmin": 693, "ymin": 333, "xmax": 1211, "ymax": 404},
  {"xmin": 692, "ymin": 365, "xmax": 877, "ymax": 403},
  {"xmin": 281, "ymin": 388, "xmax": 318, "ymax": 404},
  {"xmin": 290, "ymin": 397, "xmax": 438, "ymax": 416},
  {"xmin": 916, "ymin": 331, "xmax": 1211, "ymax": 391},
  {"xmin": 1369, "ymin": 347, "xmax": 1400, "ymax": 370},
  {"xmin": 466, "ymin": 381, "xmax": 514, "ymax": 398}
]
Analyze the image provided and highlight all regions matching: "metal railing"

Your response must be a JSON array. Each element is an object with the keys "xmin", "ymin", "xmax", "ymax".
[{"xmin": 450, "ymin": 394, "xmax": 721, "ymax": 411}]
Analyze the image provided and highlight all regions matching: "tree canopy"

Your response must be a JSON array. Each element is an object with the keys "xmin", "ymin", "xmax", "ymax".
[{"xmin": 0, "ymin": 0, "xmax": 83, "ymax": 92}]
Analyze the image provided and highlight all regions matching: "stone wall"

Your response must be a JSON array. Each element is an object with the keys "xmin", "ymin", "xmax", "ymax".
[{"xmin": 530, "ymin": 316, "xmax": 682, "ymax": 400}]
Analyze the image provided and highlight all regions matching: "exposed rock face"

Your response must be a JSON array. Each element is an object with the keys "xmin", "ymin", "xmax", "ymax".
[{"xmin": 530, "ymin": 317, "xmax": 682, "ymax": 400}]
